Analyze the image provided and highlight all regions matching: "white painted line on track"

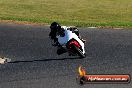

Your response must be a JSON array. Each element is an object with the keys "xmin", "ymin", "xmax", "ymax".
[{"xmin": 87, "ymin": 27, "xmax": 97, "ymax": 28}]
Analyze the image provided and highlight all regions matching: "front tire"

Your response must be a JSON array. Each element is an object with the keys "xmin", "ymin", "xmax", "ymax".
[{"xmin": 71, "ymin": 45, "xmax": 86, "ymax": 58}]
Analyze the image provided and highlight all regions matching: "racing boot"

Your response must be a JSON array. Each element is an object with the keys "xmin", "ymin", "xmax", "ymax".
[
  {"xmin": 79, "ymin": 38, "xmax": 86, "ymax": 43},
  {"xmin": 81, "ymin": 38, "xmax": 86, "ymax": 43}
]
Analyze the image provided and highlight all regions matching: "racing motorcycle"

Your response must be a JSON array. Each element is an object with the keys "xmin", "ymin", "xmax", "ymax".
[{"xmin": 55, "ymin": 27, "xmax": 86, "ymax": 58}]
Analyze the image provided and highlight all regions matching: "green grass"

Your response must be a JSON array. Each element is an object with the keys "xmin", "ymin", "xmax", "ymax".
[{"xmin": 0, "ymin": 0, "xmax": 132, "ymax": 27}]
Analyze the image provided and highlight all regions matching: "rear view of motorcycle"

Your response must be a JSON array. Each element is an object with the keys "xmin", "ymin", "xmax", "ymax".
[{"xmin": 54, "ymin": 26, "xmax": 86, "ymax": 58}]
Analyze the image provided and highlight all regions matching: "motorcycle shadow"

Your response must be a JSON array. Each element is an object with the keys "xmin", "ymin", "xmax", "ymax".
[{"xmin": 9, "ymin": 57, "xmax": 82, "ymax": 64}]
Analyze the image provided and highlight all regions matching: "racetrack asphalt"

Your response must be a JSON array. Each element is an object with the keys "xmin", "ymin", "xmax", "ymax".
[{"xmin": 0, "ymin": 23, "xmax": 132, "ymax": 88}]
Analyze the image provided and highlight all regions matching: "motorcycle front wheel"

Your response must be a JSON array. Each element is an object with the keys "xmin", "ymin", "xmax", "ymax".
[{"xmin": 70, "ymin": 44, "xmax": 86, "ymax": 58}]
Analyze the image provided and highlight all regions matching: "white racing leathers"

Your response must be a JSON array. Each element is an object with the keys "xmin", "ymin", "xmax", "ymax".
[{"xmin": 56, "ymin": 26, "xmax": 85, "ymax": 54}]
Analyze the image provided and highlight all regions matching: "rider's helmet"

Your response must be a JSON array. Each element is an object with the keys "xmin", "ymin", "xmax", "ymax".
[
  {"xmin": 50, "ymin": 22, "xmax": 61, "ymax": 32},
  {"xmin": 50, "ymin": 22, "xmax": 65, "ymax": 36}
]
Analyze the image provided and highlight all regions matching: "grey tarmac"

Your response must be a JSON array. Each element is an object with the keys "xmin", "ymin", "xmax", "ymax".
[{"xmin": 0, "ymin": 23, "xmax": 132, "ymax": 88}]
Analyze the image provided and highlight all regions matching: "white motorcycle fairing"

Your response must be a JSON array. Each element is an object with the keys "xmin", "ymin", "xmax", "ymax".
[{"xmin": 56, "ymin": 26, "xmax": 85, "ymax": 54}]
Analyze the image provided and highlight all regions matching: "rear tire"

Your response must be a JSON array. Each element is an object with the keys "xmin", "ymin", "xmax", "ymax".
[{"xmin": 71, "ymin": 45, "xmax": 86, "ymax": 58}]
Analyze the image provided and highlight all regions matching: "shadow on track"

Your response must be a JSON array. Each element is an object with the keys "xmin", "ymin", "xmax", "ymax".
[{"xmin": 9, "ymin": 57, "xmax": 82, "ymax": 64}]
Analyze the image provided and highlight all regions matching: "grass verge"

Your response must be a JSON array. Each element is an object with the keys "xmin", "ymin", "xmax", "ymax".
[{"xmin": 0, "ymin": 0, "xmax": 132, "ymax": 27}]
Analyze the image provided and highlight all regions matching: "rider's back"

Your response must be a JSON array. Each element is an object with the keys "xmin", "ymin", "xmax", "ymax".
[{"xmin": 57, "ymin": 26, "xmax": 80, "ymax": 45}]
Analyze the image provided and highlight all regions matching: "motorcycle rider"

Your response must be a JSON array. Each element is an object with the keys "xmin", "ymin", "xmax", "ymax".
[{"xmin": 49, "ymin": 22, "xmax": 86, "ymax": 55}]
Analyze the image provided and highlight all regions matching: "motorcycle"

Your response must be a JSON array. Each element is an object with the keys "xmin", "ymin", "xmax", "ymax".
[{"xmin": 56, "ymin": 27, "xmax": 86, "ymax": 58}]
